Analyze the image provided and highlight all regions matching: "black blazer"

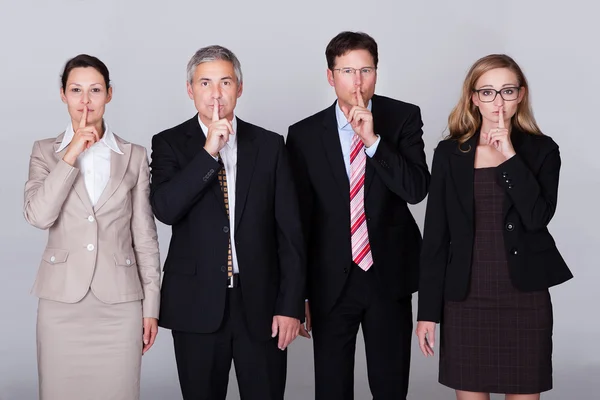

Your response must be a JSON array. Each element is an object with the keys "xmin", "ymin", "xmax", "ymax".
[
  {"xmin": 286, "ymin": 94, "xmax": 430, "ymax": 316},
  {"xmin": 417, "ymin": 130, "xmax": 573, "ymax": 323},
  {"xmin": 150, "ymin": 116, "xmax": 305, "ymax": 340}
]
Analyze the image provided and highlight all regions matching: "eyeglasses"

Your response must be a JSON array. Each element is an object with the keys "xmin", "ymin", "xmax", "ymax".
[
  {"xmin": 332, "ymin": 67, "xmax": 377, "ymax": 76},
  {"xmin": 473, "ymin": 87, "xmax": 520, "ymax": 102}
]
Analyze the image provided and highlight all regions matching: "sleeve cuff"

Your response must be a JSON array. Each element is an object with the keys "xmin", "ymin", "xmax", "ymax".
[{"xmin": 364, "ymin": 135, "xmax": 381, "ymax": 158}]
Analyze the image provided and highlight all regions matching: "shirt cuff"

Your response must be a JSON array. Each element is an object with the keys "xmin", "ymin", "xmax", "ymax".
[{"xmin": 364, "ymin": 135, "xmax": 380, "ymax": 158}]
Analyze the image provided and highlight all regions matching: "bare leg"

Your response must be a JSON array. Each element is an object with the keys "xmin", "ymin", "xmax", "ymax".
[
  {"xmin": 505, "ymin": 394, "xmax": 540, "ymax": 400},
  {"xmin": 456, "ymin": 390, "xmax": 490, "ymax": 400}
]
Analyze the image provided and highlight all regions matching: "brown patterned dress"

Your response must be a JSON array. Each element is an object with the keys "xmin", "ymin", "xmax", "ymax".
[{"xmin": 439, "ymin": 167, "xmax": 553, "ymax": 394}]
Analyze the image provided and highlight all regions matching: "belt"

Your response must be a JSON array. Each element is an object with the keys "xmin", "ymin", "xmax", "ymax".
[{"xmin": 227, "ymin": 273, "xmax": 240, "ymax": 288}]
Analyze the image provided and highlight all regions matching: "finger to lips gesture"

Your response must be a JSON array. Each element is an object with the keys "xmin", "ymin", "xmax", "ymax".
[
  {"xmin": 487, "ymin": 106, "xmax": 516, "ymax": 159},
  {"xmin": 63, "ymin": 106, "xmax": 100, "ymax": 165},
  {"xmin": 204, "ymin": 99, "xmax": 234, "ymax": 158},
  {"xmin": 345, "ymin": 90, "xmax": 375, "ymax": 141}
]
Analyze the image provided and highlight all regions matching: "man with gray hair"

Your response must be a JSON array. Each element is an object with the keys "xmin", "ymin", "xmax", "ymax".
[{"xmin": 149, "ymin": 45, "xmax": 306, "ymax": 399}]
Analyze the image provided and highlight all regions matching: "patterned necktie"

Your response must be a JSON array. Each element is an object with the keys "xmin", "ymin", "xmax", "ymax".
[
  {"xmin": 217, "ymin": 156, "xmax": 233, "ymax": 278},
  {"xmin": 350, "ymin": 133, "xmax": 373, "ymax": 271}
]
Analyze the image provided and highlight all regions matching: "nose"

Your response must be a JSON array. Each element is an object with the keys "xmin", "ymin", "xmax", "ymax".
[
  {"xmin": 211, "ymin": 85, "xmax": 222, "ymax": 99},
  {"xmin": 353, "ymin": 70, "xmax": 362, "ymax": 86},
  {"xmin": 493, "ymin": 93, "xmax": 505, "ymax": 107},
  {"xmin": 81, "ymin": 91, "xmax": 91, "ymax": 104}
]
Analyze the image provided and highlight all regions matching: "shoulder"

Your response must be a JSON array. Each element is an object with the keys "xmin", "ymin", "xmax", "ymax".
[
  {"xmin": 33, "ymin": 136, "xmax": 58, "ymax": 149},
  {"xmin": 433, "ymin": 138, "xmax": 459, "ymax": 161},
  {"xmin": 238, "ymin": 119, "xmax": 284, "ymax": 146},
  {"xmin": 153, "ymin": 117, "xmax": 195, "ymax": 143},
  {"xmin": 288, "ymin": 107, "xmax": 330, "ymax": 135},
  {"xmin": 372, "ymin": 94, "xmax": 420, "ymax": 115}
]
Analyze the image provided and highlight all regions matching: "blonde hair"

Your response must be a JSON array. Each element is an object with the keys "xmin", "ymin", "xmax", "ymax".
[{"xmin": 447, "ymin": 54, "xmax": 542, "ymax": 145}]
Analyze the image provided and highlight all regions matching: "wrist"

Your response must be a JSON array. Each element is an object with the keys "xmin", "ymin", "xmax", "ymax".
[
  {"xmin": 363, "ymin": 133, "xmax": 378, "ymax": 148},
  {"xmin": 63, "ymin": 152, "xmax": 77, "ymax": 166},
  {"xmin": 204, "ymin": 146, "xmax": 218, "ymax": 159},
  {"xmin": 504, "ymin": 149, "xmax": 516, "ymax": 160}
]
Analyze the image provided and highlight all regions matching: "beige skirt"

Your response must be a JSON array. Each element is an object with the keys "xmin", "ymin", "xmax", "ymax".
[{"xmin": 37, "ymin": 289, "xmax": 143, "ymax": 400}]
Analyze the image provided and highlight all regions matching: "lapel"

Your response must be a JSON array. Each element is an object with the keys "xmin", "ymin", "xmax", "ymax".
[
  {"xmin": 449, "ymin": 132, "xmax": 478, "ymax": 223},
  {"xmin": 365, "ymin": 95, "xmax": 384, "ymax": 199},
  {"xmin": 184, "ymin": 115, "xmax": 226, "ymax": 215},
  {"xmin": 321, "ymin": 102, "xmax": 351, "ymax": 212},
  {"xmin": 93, "ymin": 134, "xmax": 132, "ymax": 212},
  {"xmin": 53, "ymin": 132, "xmax": 95, "ymax": 214},
  {"xmin": 234, "ymin": 118, "xmax": 258, "ymax": 231}
]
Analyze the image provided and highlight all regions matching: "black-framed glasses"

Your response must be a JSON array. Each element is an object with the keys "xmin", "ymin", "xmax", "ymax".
[
  {"xmin": 472, "ymin": 87, "xmax": 521, "ymax": 102},
  {"xmin": 332, "ymin": 67, "xmax": 377, "ymax": 76}
]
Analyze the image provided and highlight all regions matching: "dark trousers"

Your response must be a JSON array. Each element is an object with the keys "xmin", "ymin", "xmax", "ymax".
[
  {"xmin": 312, "ymin": 263, "xmax": 413, "ymax": 400},
  {"xmin": 172, "ymin": 287, "xmax": 286, "ymax": 400}
]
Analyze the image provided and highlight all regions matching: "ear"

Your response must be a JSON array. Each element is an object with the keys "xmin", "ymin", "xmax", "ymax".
[
  {"xmin": 517, "ymin": 86, "xmax": 526, "ymax": 104},
  {"xmin": 105, "ymin": 86, "xmax": 113, "ymax": 104},
  {"xmin": 327, "ymin": 69, "xmax": 335, "ymax": 87},
  {"xmin": 237, "ymin": 81, "xmax": 243, "ymax": 99},
  {"xmin": 471, "ymin": 92, "xmax": 480, "ymax": 108},
  {"xmin": 60, "ymin": 88, "xmax": 67, "ymax": 104},
  {"xmin": 186, "ymin": 81, "xmax": 194, "ymax": 100}
]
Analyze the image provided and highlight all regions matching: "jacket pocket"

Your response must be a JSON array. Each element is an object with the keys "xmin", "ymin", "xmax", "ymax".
[
  {"xmin": 113, "ymin": 253, "xmax": 137, "ymax": 267},
  {"xmin": 42, "ymin": 248, "xmax": 69, "ymax": 265}
]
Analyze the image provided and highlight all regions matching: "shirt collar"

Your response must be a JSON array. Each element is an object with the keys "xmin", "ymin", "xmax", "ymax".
[
  {"xmin": 55, "ymin": 120, "xmax": 123, "ymax": 154},
  {"xmin": 335, "ymin": 99, "xmax": 373, "ymax": 131},
  {"xmin": 198, "ymin": 114, "xmax": 238, "ymax": 149}
]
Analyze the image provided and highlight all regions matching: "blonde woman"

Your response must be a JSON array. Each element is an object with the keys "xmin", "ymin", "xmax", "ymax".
[
  {"xmin": 416, "ymin": 54, "xmax": 573, "ymax": 400},
  {"xmin": 24, "ymin": 54, "xmax": 161, "ymax": 400}
]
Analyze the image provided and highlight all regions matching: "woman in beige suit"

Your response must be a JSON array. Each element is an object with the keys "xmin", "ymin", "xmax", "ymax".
[{"xmin": 23, "ymin": 54, "xmax": 161, "ymax": 400}]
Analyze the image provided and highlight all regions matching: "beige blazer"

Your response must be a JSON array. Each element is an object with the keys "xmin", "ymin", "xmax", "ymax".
[{"xmin": 24, "ymin": 132, "xmax": 161, "ymax": 318}]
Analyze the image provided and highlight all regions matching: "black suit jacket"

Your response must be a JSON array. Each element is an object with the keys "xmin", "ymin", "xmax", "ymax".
[
  {"xmin": 286, "ymin": 94, "xmax": 430, "ymax": 316},
  {"xmin": 150, "ymin": 115, "xmax": 305, "ymax": 340},
  {"xmin": 417, "ymin": 130, "xmax": 573, "ymax": 323}
]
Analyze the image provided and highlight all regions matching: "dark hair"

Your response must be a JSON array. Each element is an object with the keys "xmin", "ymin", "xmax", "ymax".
[
  {"xmin": 60, "ymin": 54, "xmax": 111, "ymax": 91},
  {"xmin": 325, "ymin": 31, "xmax": 378, "ymax": 70}
]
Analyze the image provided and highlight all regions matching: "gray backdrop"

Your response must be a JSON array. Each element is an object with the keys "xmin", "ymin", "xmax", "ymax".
[{"xmin": 1, "ymin": 0, "xmax": 597, "ymax": 399}]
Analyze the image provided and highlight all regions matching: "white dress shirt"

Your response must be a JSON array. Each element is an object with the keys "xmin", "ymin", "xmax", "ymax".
[
  {"xmin": 198, "ymin": 116, "xmax": 241, "ymax": 274},
  {"xmin": 335, "ymin": 100, "xmax": 381, "ymax": 178},
  {"xmin": 56, "ymin": 121, "xmax": 123, "ymax": 206}
]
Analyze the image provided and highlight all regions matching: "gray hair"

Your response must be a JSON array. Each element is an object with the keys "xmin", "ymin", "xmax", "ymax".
[{"xmin": 186, "ymin": 45, "xmax": 243, "ymax": 85}]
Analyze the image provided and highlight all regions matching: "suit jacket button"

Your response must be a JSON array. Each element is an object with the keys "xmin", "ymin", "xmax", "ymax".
[
  {"xmin": 502, "ymin": 172, "xmax": 508, "ymax": 177},
  {"xmin": 223, "ymin": 226, "xmax": 230, "ymax": 233},
  {"xmin": 221, "ymin": 266, "xmax": 226, "ymax": 272},
  {"xmin": 343, "ymin": 267, "xmax": 349, "ymax": 274},
  {"xmin": 506, "ymin": 223, "xmax": 514, "ymax": 231},
  {"xmin": 508, "ymin": 184, "xmax": 514, "ymax": 189},
  {"xmin": 511, "ymin": 247, "xmax": 518, "ymax": 255}
]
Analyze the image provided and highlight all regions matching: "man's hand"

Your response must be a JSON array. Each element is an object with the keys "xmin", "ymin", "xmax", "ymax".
[
  {"xmin": 299, "ymin": 301, "xmax": 312, "ymax": 339},
  {"xmin": 271, "ymin": 315, "xmax": 301, "ymax": 350},
  {"xmin": 203, "ymin": 99, "xmax": 234, "ymax": 158},
  {"xmin": 341, "ymin": 90, "xmax": 377, "ymax": 147}
]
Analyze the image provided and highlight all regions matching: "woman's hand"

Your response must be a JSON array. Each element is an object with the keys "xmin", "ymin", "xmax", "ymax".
[
  {"xmin": 415, "ymin": 321, "xmax": 436, "ymax": 357},
  {"xmin": 142, "ymin": 317, "xmax": 158, "ymax": 355},
  {"xmin": 484, "ymin": 106, "xmax": 516, "ymax": 160},
  {"xmin": 63, "ymin": 106, "xmax": 100, "ymax": 166}
]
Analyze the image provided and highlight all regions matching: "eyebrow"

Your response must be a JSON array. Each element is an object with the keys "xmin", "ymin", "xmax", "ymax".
[
  {"xmin": 199, "ymin": 76, "xmax": 234, "ymax": 81},
  {"xmin": 68, "ymin": 83, "xmax": 103, "ymax": 86},
  {"xmin": 478, "ymin": 83, "xmax": 519, "ymax": 88},
  {"xmin": 338, "ymin": 66, "xmax": 375, "ymax": 69}
]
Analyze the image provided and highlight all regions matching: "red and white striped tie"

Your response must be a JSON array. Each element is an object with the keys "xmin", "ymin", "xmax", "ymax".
[{"xmin": 350, "ymin": 133, "xmax": 373, "ymax": 271}]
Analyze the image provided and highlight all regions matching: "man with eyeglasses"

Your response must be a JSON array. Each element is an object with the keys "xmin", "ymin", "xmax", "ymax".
[{"xmin": 286, "ymin": 31, "xmax": 431, "ymax": 399}]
